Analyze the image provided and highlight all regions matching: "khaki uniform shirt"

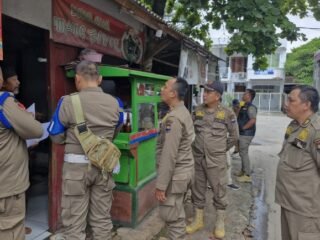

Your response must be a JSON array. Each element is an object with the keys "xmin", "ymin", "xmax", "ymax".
[
  {"xmin": 247, "ymin": 105, "xmax": 257, "ymax": 119},
  {"xmin": 275, "ymin": 113, "xmax": 320, "ymax": 217},
  {"xmin": 156, "ymin": 102, "xmax": 194, "ymax": 192},
  {"xmin": 51, "ymin": 87, "xmax": 120, "ymax": 153},
  {"xmin": 193, "ymin": 104, "xmax": 239, "ymax": 168},
  {"xmin": 0, "ymin": 93, "xmax": 43, "ymax": 198}
]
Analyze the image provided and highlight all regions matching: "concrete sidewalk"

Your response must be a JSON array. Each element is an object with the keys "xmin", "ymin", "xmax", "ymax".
[{"xmin": 114, "ymin": 153, "xmax": 258, "ymax": 240}]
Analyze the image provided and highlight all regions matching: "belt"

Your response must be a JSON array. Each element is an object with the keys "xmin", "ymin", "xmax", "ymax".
[{"xmin": 64, "ymin": 154, "xmax": 89, "ymax": 163}]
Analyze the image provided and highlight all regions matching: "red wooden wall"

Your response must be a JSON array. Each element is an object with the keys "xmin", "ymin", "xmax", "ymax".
[{"xmin": 48, "ymin": 41, "xmax": 78, "ymax": 231}]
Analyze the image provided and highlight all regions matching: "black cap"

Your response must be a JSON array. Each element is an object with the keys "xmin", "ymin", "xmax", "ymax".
[
  {"xmin": 2, "ymin": 67, "xmax": 17, "ymax": 81},
  {"xmin": 232, "ymin": 99, "xmax": 239, "ymax": 106},
  {"xmin": 204, "ymin": 81, "xmax": 224, "ymax": 95}
]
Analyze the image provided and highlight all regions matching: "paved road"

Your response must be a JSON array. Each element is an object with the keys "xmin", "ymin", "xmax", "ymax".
[{"xmin": 250, "ymin": 113, "xmax": 291, "ymax": 240}]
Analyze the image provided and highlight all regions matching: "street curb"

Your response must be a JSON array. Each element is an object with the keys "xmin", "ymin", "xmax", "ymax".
[{"xmin": 243, "ymin": 168, "xmax": 267, "ymax": 240}]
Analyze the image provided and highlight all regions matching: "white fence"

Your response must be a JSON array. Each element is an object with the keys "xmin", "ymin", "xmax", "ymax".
[{"xmin": 223, "ymin": 92, "xmax": 285, "ymax": 112}]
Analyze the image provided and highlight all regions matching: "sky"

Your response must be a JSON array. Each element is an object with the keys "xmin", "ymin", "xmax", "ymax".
[
  {"xmin": 210, "ymin": 14, "xmax": 320, "ymax": 53},
  {"xmin": 287, "ymin": 14, "xmax": 320, "ymax": 52}
]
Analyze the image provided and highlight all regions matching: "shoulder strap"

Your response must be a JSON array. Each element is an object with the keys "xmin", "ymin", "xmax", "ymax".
[
  {"xmin": 70, "ymin": 93, "xmax": 85, "ymax": 124},
  {"xmin": 0, "ymin": 92, "xmax": 13, "ymax": 128}
]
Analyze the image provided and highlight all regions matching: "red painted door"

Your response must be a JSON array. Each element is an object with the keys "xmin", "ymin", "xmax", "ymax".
[{"xmin": 48, "ymin": 41, "xmax": 78, "ymax": 232}]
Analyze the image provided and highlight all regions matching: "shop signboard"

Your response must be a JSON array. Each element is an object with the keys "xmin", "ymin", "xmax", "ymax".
[
  {"xmin": 254, "ymin": 69, "xmax": 274, "ymax": 75},
  {"xmin": 53, "ymin": 0, "xmax": 144, "ymax": 63}
]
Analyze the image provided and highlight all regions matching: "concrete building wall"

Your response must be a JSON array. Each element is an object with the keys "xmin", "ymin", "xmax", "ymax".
[
  {"xmin": 81, "ymin": 0, "xmax": 144, "ymax": 32},
  {"xmin": 2, "ymin": 0, "xmax": 144, "ymax": 36},
  {"xmin": 2, "ymin": 0, "xmax": 52, "ymax": 31}
]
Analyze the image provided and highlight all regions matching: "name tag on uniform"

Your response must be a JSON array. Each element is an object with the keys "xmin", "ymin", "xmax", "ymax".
[{"xmin": 292, "ymin": 138, "xmax": 307, "ymax": 149}]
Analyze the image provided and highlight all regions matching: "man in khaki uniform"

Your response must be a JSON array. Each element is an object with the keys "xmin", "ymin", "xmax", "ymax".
[
  {"xmin": 0, "ymin": 67, "xmax": 43, "ymax": 240},
  {"xmin": 236, "ymin": 89, "xmax": 257, "ymax": 183},
  {"xmin": 1, "ymin": 67, "xmax": 20, "ymax": 95},
  {"xmin": 276, "ymin": 85, "xmax": 320, "ymax": 240},
  {"xmin": 48, "ymin": 60, "xmax": 122, "ymax": 240},
  {"xmin": 186, "ymin": 81, "xmax": 238, "ymax": 239},
  {"xmin": 156, "ymin": 77, "xmax": 194, "ymax": 240}
]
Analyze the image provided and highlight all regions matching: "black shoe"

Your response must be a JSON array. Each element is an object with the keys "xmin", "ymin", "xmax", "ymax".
[{"xmin": 227, "ymin": 183, "xmax": 240, "ymax": 190}]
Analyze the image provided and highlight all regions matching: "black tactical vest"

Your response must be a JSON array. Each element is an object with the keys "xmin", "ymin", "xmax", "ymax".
[{"xmin": 237, "ymin": 103, "xmax": 257, "ymax": 136}]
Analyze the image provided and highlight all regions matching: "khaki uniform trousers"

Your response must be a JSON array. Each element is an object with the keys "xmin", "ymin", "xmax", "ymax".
[
  {"xmin": 239, "ymin": 135, "xmax": 254, "ymax": 176},
  {"xmin": 0, "ymin": 193, "xmax": 25, "ymax": 240},
  {"xmin": 58, "ymin": 162, "xmax": 115, "ymax": 240},
  {"xmin": 159, "ymin": 193, "xmax": 186, "ymax": 240},
  {"xmin": 281, "ymin": 208, "xmax": 320, "ymax": 240},
  {"xmin": 192, "ymin": 152, "xmax": 228, "ymax": 210}
]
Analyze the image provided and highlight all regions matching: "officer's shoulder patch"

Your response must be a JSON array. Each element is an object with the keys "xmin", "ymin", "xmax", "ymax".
[
  {"xmin": 165, "ymin": 117, "xmax": 175, "ymax": 133},
  {"xmin": 195, "ymin": 110, "xmax": 205, "ymax": 117},
  {"xmin": 216, "ymin": 110, "xmax": 225, "ymax": 120},
  {"xmin": 194, "ymin": 105, "xmax": 205, "ymax": 120},
  {"xmin": 165, "ymin": 121, "xmax": 173, "ymax": 132},
  {"xmin": 297, "ymin": 128, "xmax": 309, "ymax": 142}
]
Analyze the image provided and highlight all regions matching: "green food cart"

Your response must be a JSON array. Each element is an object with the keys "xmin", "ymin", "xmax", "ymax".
[{"xmin": 67, "ymin": 65, "xmax": 170, "ymax": 227}]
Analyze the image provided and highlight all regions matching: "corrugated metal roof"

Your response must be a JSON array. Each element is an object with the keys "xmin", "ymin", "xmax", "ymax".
[
  {"xmin": 116, "ymin": 0, "xmax": 219, "ymax": 60},
  {"xmin": 133, "ymin": 0, "xmax": 186, "ymax": 35}
]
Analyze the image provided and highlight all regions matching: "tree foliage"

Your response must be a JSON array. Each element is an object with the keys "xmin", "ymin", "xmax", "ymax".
[
  {"xmin": 139, "ymin": 0, "xmax": 320, "ymax": 70},
  {"xmin": 285, "ymin": 38, "xmax": 320, "ymax": 85}
]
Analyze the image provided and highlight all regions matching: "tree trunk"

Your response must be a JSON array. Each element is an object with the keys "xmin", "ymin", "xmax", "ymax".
[{"xmin": 152, "ymin": 0, "xmax": 167, "ymax": 17}]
